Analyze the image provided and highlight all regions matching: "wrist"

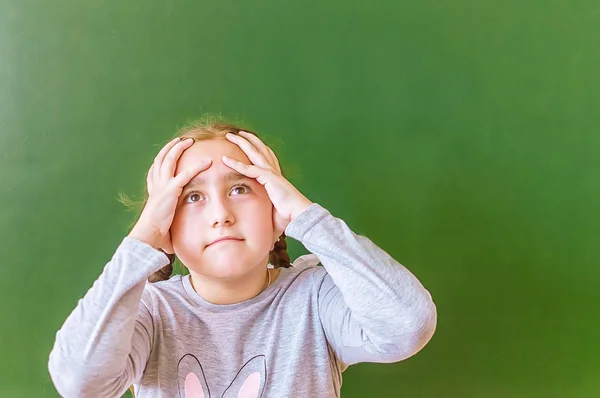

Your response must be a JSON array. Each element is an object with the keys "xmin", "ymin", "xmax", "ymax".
[
  {"xmin": 290, "ymin": 198, "xmax": 313, "ymax": 221},
  {"xmin": 128, "ymin": 224, "xmax": 161, "ymax": 250}
]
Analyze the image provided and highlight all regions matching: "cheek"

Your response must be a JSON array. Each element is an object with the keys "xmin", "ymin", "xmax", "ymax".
[
  {"xmin": 246, "ymin": 201, "xmax": 274, "ymax": 239},
  {"xmin": 170, "ymin": 212, "xmax": 209, "ymax": 271},
  {"xmin": 170, "ymin": 207, "xmax": 204, "ymax": 249}
]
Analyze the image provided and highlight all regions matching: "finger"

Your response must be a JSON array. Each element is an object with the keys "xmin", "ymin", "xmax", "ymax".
[
  {"xmin": 153, "ymin": 137, "xmax": 181, "ymax": 183},
  {"xmin": 222, "ymin": 156, "xmax": 272, "ymax": 185},
  {"xmin": 172, "ymin": 159, "xmax": 213, "ymax": 188},
  {"xmin": 266, "ymin": 146, "xmax": 282, "ymax": 174},
  {"xmin": 225, "ymin": 133, "xmax": 271, "ymax": 169},
  {"xmin": 237, "ymin": 131, "xmax": 279, "ymax": 171},
  {"xmin": 161, "ymin": 137, "xmax": 195, "ymax": 181}
]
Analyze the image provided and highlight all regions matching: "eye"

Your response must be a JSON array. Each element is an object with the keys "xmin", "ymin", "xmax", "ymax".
[
  {"xmin": 185, "ymin": 191, "xmax": 204, "ymax": 203},
  {"xmin": 231, "ymin": 184, "xmax": 251, "ymax": 196}
]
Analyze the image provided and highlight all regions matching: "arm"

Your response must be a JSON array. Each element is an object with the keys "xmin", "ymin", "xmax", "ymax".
[
  {"xmin": 285, "ymin": 204, "xmax": 437, "ymax": 366},
  {"xmin": 48, "ymin": 237, "xmax": 169, "ymax": 397}
]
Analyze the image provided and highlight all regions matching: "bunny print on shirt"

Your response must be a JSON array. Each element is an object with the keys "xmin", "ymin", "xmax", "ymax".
[{"xmin": 177, "ymin": 354, "xmax": 266, "ymax": 398}]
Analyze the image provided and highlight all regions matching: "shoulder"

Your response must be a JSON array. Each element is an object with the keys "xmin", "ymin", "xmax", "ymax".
[
  {"xmin": 141, "ymin": 275, "xmax": 187, "ymax": 307},
  {"xmin": 145, "ymin": 274, "xmax": 185, "ymax": 292},
  {"xmin": 278, "ymin": 254, "xmax": 329, "ymax": 289}
]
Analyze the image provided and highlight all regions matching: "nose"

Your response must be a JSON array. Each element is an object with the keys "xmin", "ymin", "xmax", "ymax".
[{"xmin": 208, "ymin": 196, "xmax": 235, "ymax": 228}]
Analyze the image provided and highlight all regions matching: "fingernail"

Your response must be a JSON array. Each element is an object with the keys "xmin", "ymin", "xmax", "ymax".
[{"xmin": 185, "ymin": 137, "xmax": 195, "ymax": 143}]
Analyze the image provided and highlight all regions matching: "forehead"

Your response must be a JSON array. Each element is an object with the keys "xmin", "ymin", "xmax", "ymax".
[{"xmin": 175, "ymin": 138, "xmax": 250, "ymax": 174}]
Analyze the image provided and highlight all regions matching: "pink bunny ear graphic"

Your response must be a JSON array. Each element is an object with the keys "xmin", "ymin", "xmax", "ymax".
[
  {"xmin": 222, "ymin": 355, "xmax": 266, "ymax": 398},
  {"xmin": 185, "ymin": 373, "xmax": 206, "ymax": 398},
  {"xmin": 178, "ymin": 354, "xmax": 210, "ymax": 398},
  {"xmin": 236, "ymin": 372, "xmax": 261, "ymax": 398}
]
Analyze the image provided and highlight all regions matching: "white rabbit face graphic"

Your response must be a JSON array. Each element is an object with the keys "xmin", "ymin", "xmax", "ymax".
[{"xmin": 177, "ymin": 354, "xmax": 266, "ymax": 398}]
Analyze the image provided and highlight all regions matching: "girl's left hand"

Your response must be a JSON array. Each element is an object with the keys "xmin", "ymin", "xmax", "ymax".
[{"xmin": 222, "ymin": 131, "xmax": 313, "ymax": 242}]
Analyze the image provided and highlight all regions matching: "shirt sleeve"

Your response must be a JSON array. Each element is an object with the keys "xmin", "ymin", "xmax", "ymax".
[
  {"xmin": 48, "ymin": 237, "xmax": 170, "ymax": 397},
  {"xmin": 285, "ymin": 203, "xmax": 437, "ymax": 367}
]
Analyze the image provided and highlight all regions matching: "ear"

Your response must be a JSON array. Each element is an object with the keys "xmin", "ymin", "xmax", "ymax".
[
  {"xmin": 177, "ymin": 354, "xmax": 210, "ymax": 398},
  {"xmin": 222, "ymin": 355, "xmax": 266, "ymax": 398}
]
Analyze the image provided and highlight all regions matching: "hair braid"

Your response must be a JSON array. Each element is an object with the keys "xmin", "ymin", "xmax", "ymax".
[
  {"xmin": 269, "ymin": 233, "xmax": 292, "ymax": 268},
  {"xmin": 147, "ymin": 252, "xmax": 174, "ymax": 283}
]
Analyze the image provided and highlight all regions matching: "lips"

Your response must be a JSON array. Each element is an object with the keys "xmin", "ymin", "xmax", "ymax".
[{"xmin": 207, "ymin": 237, "xmax": 244, "ymax": 247}]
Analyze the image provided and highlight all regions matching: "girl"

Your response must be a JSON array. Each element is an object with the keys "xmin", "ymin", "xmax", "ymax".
[{"xmin": 48, "ymin": 120, "xmax": 437, "ymax": 398}]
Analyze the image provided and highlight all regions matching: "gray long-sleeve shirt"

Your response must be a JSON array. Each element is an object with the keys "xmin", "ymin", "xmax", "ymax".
[{"xmin": 48, "ymin": 203, "xmax": 437, "ymax": 397}]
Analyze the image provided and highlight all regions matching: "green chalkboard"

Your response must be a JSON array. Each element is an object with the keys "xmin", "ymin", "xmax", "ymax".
[{"xmin": 1, "ymin": 1, "xmax": 599, "ymax": 397}]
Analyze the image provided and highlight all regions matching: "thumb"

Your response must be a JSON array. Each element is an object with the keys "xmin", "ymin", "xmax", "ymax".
[{"xmin": 162, "ymin": 232, "xmax": 175, "ymax": 254}]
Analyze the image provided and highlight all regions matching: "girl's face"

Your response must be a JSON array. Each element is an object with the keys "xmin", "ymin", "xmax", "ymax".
[{"xmin": 170, "ymin": 138, "xmax": 275, "ymax": 280}]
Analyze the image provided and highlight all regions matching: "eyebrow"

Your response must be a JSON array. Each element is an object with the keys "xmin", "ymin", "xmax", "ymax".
[{"xmin": 183, "ymin": 170, "xmax": 249, "ymax": 191}]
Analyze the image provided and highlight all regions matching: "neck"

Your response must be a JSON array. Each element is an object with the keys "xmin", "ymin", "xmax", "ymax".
[{"xmin": 189, "ymin": 267, "xmax": 277, "ymax": 305}]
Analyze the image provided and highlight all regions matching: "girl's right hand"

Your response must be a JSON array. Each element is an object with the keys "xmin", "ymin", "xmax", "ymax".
[{"xmin": 128, "ymin": 137, "xmax": 212, "ymax": 254}]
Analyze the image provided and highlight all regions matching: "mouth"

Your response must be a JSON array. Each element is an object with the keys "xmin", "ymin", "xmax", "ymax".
[{"xmin": 207, "ymin": 237, "xmax": 244, "ymax": 247}]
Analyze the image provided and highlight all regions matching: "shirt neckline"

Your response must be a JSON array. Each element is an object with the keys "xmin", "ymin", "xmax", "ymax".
[{"xmin": 180, "ymin": 266, "xmax": 289, "ymax": 312}]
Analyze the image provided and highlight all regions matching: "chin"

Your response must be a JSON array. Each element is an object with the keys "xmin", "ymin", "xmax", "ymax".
[{"xmin": 199, "ymin": 254, "xmax": 260, "ymax": 279}]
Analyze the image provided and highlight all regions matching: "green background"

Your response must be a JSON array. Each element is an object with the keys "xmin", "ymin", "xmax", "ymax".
[{"xmin": 1, "ymin": 1, "xmax": 599, "ymax": 397}]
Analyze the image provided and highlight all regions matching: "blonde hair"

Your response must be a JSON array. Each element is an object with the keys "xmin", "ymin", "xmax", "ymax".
[{"xmin": 119, "ymin": 115, "xmax": 292, "ymax": 284}]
